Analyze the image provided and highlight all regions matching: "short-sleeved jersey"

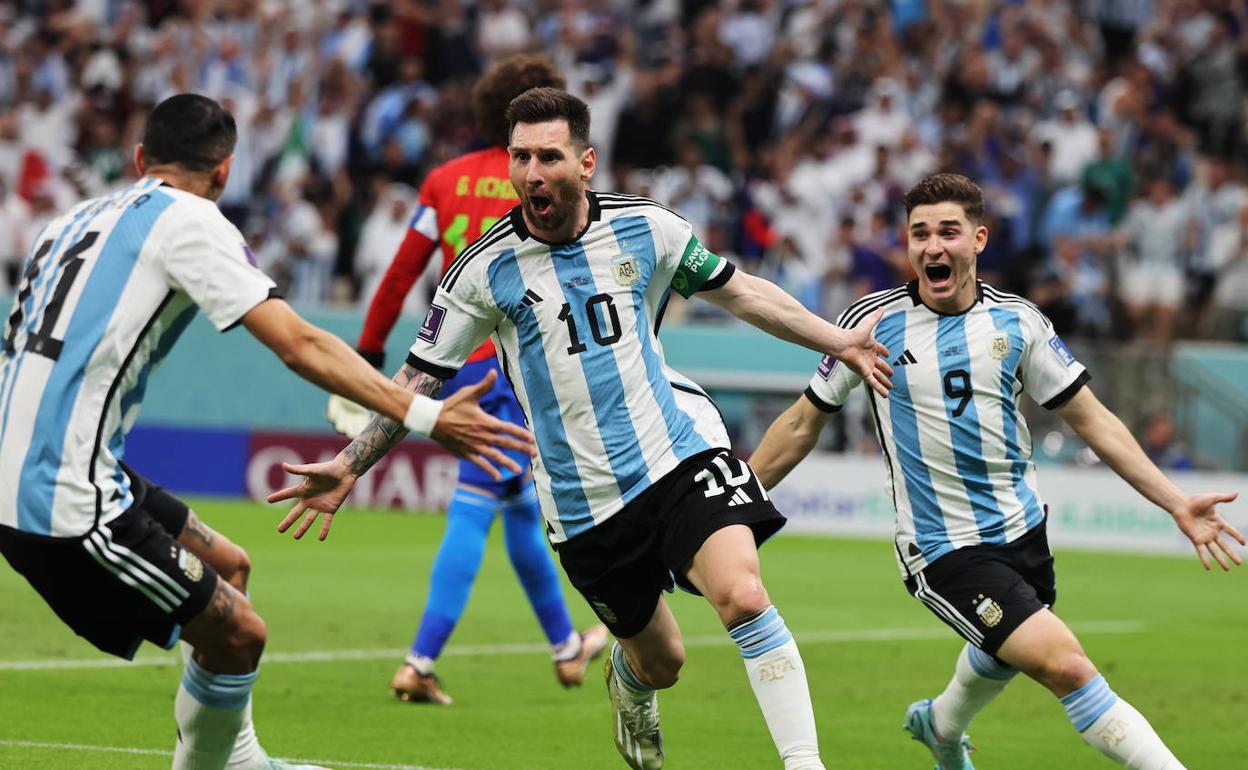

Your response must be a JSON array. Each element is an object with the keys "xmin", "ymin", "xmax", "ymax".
[
  {"xmin": 393, "ymin": 146, "xmax": 522, "ymax": 363},
  {"xmin": 0, "ymin": 177, "xmax": 275, "ymax": 537},
  {"xmin": 408, "ymin": 191, "xmax": 735, "ymax": 542},
  {"xmin": 805, "ymin": 281, "xmax": 1090, "ymax": 577}
]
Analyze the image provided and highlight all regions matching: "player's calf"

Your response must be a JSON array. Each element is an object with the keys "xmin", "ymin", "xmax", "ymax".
[
  {"xmin": 174, "ymin": 579, "xmax": 268, "ymax": 770},
  {"xmin": 182, "ymin": 578, "xmax": 267, "ymax": 674}
]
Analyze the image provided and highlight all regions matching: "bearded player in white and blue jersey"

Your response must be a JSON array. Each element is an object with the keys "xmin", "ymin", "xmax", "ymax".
[
  {"xmin": 751, "ymin": 174, "xmax": 1245, "ymax": 770},
  {"xmin": 269, "ymin": 87, "xmax": 893, "ymax": 770},
  {"xmin": 0, "ymin": 94, "xmax": 532, "ymax": 770}
]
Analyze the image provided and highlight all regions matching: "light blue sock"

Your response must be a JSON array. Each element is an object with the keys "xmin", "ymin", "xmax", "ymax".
[
  {"xmin": 501, "ymin": 484, "xmax": 575, "ymax": 649},
  {"xmin": 966, "ymin": 644, "xmax": 1017, "ymax": 681},
  {"xmin": 173, "ymin": 658, "xmax": 256, "ymax": 769},
  {"xmin": 1061, "ymin": 674, "xmax": 1119, "ymax": 732},
  {"xmin": 728, "ymin": 606, "xmax": 792, "ymax": 659},
  {"xmin": 611, "ymin": 642, "xmax": 655, "ymax": 699}
]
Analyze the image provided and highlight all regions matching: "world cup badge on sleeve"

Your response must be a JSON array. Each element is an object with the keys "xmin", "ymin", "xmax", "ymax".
[
  {"xmin": 418, "ymin": 304, "xmax": 447, "ymax": 344},
  {"xmin": 612, "ymin": 255, "xmax": 639, "ymax": 286}
]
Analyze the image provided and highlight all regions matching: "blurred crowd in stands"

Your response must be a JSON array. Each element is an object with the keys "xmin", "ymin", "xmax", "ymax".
[{"xmin": 2, "ymin": 0, "xmax": 1248, "ymax": 349}]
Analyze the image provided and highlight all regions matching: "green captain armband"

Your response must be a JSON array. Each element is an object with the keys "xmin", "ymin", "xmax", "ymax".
[{"xmin": 671, "ymin": 234, "xmax": 733, "ymax": 298}]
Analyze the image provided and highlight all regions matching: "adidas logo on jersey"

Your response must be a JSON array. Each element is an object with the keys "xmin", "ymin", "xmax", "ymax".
[
  {"xmin": 727, "ymin": 488, "xmax": 754, "ymax": 507},
  {"xmin": 893, "ymin": 349, "xmax": 918, "ymax": 366},
  {"xmin": 521, "ymin": 289, "xmax": 542, "ymax": 307}
]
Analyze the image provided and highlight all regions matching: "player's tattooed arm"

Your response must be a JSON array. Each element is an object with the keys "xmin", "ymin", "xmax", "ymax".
[{"xmin": 341, "ymin": 365, "xmax": 444, "ymax": 477}]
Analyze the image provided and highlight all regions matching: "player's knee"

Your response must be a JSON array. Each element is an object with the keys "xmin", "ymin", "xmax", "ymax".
[
  {"xmin": 1041, "ymin": 651, "xmax": 1098, "ymax": 695},
  {"xmin": 224, "ymin": 608, "xmax": 267, "ymax": 669},
  {"xmin": 221, "ymin": 545, "xmax": 251, "ymax": 593},
  {"xmin": 713, "ymin": 578, "xmax": 770, "ymax": 626}
]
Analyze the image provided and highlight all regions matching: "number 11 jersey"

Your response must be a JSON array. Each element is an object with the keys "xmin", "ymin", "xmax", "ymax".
[
  {"xmin": 0, "ymin": 178, "xmax": 275, "ymax": 537},
  {"xmin": 408, "ymin": 191, "xmax": 733, "ymax": 543}
]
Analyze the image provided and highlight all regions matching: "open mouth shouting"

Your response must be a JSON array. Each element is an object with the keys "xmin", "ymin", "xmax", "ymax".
[
  {"xmin": 528, "ymin": 193, "xmax": 554, "ymax": 218},
  {"xmin": 924, "ymin": 262, "xmax": 954, "ymax": 291}
]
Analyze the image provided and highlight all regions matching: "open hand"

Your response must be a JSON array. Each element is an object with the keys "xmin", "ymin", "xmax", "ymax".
[
  {"xmin": 833, "ymin": 308, "xmax": 894, "ymax": 398},
  {"xmin": 434, "ymin": 369, "xmax": 536, "ymax": 480},
  {"xmin": 1173, "ymin": 491, "xmax": 1245, "ymax": 570},
  {"xmin": 267, "ymin": 459, "xmax": 357, "ymax": 541}
]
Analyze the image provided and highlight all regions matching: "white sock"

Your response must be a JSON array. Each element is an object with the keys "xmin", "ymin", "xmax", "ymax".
[
  {"xmin": 404, "ymin": 652, "xmax": 436, "ymax": 675},
  {"xmin": 173, "ymin": 658, "xmax": 256, "ymax": 770},
  {"xmin": 931, "ymin": 643, "xmax": 1016, "ymax": 740},
  {"xmin": 552, "ymin": 630, "xmax": 582, "ymax": 662},
  {"xmin": 181, "ymin": 643, "xmax": 269, "ymax": 769},
  {"xmin": 1063, "ymin": 676, "xmax": 1186, "ymax": 769},
  {"xmin": 730, "ymin": 607, "xmax": 824, "ymax": 770}
]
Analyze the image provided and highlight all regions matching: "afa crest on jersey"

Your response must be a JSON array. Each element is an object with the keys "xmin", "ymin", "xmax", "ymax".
[
  {"xmin": 989, "ymin": 333, "xmax": 1009, "ymax": 360},
  {"xmin": 612, "ymin": 254, "xmax": 639, "ymax": 286}
]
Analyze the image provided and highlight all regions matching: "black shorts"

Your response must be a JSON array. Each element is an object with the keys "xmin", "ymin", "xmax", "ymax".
[
  {"xmin": 0, "ymin": 470, "xmax": 216, "ymax": 660},
  {"xmin": 555, "ymin": 449, "xmax": 786, "ymax": 638},
  {"xmin": 905, "ymin": 520, "xmax": 1056, "ymax": 656}
]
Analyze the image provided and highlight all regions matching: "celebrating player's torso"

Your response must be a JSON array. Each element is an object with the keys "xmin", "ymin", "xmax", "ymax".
[
  {"xmin": 807, "ymin": 281, "xmax": 1089, "ymax": 576},
  {"xmin": 0, "ymin": 178, "xmax": 274, "ymax": 537},
  {"xmin": 409, "ymin": 192, "xmax": 734, "ymax": 542}
]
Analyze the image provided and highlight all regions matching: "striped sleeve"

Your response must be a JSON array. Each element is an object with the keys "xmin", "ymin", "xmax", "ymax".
[
  {"xmin": 1017, "ymin": 306, "xmax": 1090, "ymax": 409},
  {"xmin": 408, "ymin": 256, "xmax": 500, "ymax": 380},
  {"xmin": 157, "ymin": 203, "xmax": 275, "ymax": 332}
]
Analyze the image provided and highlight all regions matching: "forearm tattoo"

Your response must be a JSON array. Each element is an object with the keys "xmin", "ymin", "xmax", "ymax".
[{"xmin": 342, "ymin": 365, "xmax": 444, "ymax": 477}]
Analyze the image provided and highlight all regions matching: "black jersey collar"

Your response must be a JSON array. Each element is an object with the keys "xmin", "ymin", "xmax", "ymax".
[
  {"xmin": 509, "ymin": 190, "xmax": 602, "ymax": 245},
  {"xmin": 906, "ymin": 278, "xmax": 985, "ymax": 316}
]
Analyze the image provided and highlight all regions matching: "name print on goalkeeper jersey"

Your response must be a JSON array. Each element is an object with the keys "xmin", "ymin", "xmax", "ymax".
[{"xmin": 409, "ymin": 192, "xmax": 734, "ymax": 542}]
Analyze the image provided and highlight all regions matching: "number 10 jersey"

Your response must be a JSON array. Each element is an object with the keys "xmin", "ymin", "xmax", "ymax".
[{"xmin": 408, "ymin": 192, "xmax": 733, "ymax": 543}]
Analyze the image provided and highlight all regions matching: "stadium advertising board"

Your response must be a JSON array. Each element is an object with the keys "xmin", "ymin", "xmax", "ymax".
[
  {"xmin": 127, "ymin": 426, "xmax": 459, "ymax": 512},
  {"xmin": 773, "ymin": 455, "xmax": 1248, "ymax": 556},
  {"xmin": 247, "ymin": 432, "xmax": 459, "ymax": 511}
]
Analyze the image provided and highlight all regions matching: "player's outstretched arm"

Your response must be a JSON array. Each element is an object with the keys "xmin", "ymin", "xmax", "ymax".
[
  {"xmin": 749, "ymin": 395, "xmax": 833, "ymax": 490},
  {"xmin": 269, "ymin": 365, "xmax": 534, "ymax": 540},
  {"xmin": 700, "ymin": 270, "xmax": 894, "ymax": 397},
  {"xmin": 246, "ymin": 298, "xmax": 418, "ymax": 425},
  {"xmin": 1057, "ymin": 387, "xmax": 1246, "ymax": 570}
]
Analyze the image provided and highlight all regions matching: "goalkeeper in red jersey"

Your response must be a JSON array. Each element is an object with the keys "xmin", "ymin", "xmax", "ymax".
[{"xmin": 328, "ymin": 54, "xmax": 607, "ymax": 705}]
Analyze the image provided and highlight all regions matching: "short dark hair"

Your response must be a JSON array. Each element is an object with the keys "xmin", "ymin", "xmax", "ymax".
[
  {"xmin": 473, "ymin": 55, "xmax": 565, "ymax": 147},
  {"xmin": 141, "ymin": 94, "xmax": 237, "ymax": 172},
  {"xmin": 505, "ymin": 87, "xmax": 590, "ymax": 148},
  {"xmin": 903, "ymin": 173, "xmax": 985, "ymax": 224}
]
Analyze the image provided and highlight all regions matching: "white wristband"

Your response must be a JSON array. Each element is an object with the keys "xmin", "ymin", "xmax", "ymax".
[{"xmin": 402, "ymin": 395, "xmax": 443, "ymax": 436}]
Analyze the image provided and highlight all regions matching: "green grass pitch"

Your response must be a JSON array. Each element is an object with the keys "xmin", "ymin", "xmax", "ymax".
[{"xmin": 0, "ymin": 499, "xmax": 1244, "ymax": 769}]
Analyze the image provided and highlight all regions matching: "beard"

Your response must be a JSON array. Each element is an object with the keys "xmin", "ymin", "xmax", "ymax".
[{"xmin": 521, "ymin": 178, "xmax": 584, "ymax": 236}]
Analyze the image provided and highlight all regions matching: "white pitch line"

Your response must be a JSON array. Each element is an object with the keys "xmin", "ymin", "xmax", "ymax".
[
  {"xmin": 0, "ymin": 739, "xmax": 460, "ymax": 770},
  {"xmin": 0, "ymin": 621, "xmax": 1146, "ymax": 672}
]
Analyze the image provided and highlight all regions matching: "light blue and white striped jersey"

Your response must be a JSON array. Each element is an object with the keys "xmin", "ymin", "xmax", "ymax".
[
  {"xmin": 806, "ymin": 281, "xmax": 1090, "ymax": 577},
  {"xmin": 408, "ymin": 191, "xmax": 735, "ymax": 542},
  {"xmin": 0, "ymin": 177, "xmax": 275, "ymax": 537}
]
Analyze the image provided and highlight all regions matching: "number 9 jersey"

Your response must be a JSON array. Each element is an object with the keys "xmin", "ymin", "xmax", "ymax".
[
  {"xmin": 804, "ymin": 281, "xmax": 1090, "ymax": 578},
  {"xmin": 0, "ymin": 178, "xmax": 275, "ymax": 537},
  {"xmin": 408, "ymin": 192, "xmax": 734, "ymax": 543}
]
